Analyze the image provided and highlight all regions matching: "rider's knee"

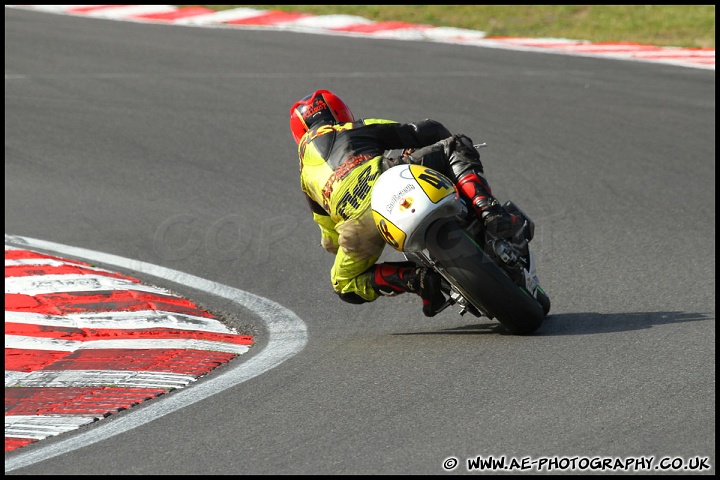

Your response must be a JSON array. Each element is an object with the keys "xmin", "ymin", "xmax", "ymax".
[{"xmin": 336, "ymin": 291, "xmax": 370, "ymax": 304}]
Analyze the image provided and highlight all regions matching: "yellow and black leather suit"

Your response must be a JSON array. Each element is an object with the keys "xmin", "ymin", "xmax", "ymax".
[{"xmin": 297, "ymin": 118, "xmax": 452, "ymax": 303}]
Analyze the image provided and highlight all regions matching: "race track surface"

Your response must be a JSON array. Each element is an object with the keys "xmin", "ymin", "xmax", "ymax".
[{"xmin": 5, "ymin": 6, "xmax": 715, "ymax": 475}]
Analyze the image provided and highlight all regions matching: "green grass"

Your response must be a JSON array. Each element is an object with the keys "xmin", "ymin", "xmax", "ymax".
[{"xmin": 186, "ymin": 5, "xmax": 715, "ymax": 49}]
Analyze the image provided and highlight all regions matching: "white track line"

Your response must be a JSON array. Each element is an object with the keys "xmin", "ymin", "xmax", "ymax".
[
  {"xmin": 5, "ymin": 310, "xmax": 236, "ymax": 334},
  {"xmin": 5, "ymin": 369, "xmax": 197, "ymax": 389},
  {"xmin": 5, "ymin": 335, "xmax": 250, "ymax": 354},
  {"xmin": 5, "ymin": 273, "xmax": 173, "ymax": 296}
]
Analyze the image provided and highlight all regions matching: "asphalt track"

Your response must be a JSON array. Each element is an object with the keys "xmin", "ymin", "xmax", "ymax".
[{"xmin": 5, "ymin": 6, "xmax": 716, "ymax": 475}]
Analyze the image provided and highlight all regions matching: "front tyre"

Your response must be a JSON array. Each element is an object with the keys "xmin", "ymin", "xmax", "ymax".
[{"xmin": 425, "ymin": 218, "xmax": 545, "ymax": 335}]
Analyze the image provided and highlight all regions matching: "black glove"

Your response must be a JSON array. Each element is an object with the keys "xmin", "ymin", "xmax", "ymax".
[{"xmin": 453, "ymin": 134, "xmax": 480, "ymax": 162}]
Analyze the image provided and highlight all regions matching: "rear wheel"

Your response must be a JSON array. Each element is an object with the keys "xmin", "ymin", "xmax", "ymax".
[
  {"xmin": 536, "ymin": 287, "xmax": 551, "ymax": 316},
  {"xmin": 425, "ymin": 217, "xmax": 545, "ymax": 335}
]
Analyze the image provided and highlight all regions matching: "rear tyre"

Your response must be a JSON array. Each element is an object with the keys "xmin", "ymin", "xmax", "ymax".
[
  {"xmin": 536, "ymin": 287, "xmax": 551, "ymax": 316},
  {"xmin": 425, "ymin": 217, "xmax": 545, "ymax": 335}
]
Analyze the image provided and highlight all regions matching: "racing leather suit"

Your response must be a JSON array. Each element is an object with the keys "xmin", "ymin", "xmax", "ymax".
[{"xmin": 297, "ymin": 118, "xmax": 454, "ymax": 303}]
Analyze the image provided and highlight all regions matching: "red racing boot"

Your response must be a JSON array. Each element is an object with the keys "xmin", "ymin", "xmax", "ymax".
[
  {"xmin": 456, "ymin": 171, "xmax": 521, "ymax": 239},
  {"xmin": 370, "ymin": 262, "xmax": 445, "ymax": 317}
]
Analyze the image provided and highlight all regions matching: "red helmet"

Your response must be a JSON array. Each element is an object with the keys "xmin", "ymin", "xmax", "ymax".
[{"xmin": 290, "ymin": 89, "xmax": 354, "ymax": 144}]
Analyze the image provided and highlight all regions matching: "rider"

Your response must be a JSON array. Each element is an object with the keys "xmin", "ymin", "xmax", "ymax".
[{"xmin": 290, "ymin": 89, "xmax": 518, "ymax": 317}]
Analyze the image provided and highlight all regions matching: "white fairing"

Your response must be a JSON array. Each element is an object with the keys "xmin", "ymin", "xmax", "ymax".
[{"xmin": 371, "ymin": 164, "xmax": 464, "ymax": 252}]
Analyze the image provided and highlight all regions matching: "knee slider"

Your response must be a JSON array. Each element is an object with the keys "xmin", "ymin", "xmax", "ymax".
[{"xmin": 336, "ymin": 291, "xmax": 369, "ymax": 305}]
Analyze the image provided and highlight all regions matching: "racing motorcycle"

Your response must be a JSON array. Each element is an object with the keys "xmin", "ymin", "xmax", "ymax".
[{"xmin": 371, "ymin": 146, "xmax": 550, "ymax": 335}]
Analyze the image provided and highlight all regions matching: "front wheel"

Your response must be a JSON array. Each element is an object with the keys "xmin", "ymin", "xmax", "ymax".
[{"xmin": 425, "ymin": 217, "xmax": 546, "ymax": 335}]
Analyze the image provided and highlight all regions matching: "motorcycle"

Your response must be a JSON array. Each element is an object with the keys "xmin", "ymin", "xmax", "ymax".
[{"xmin": 371, "ymin": 146, "xmax": 550, "ymax": 335}]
